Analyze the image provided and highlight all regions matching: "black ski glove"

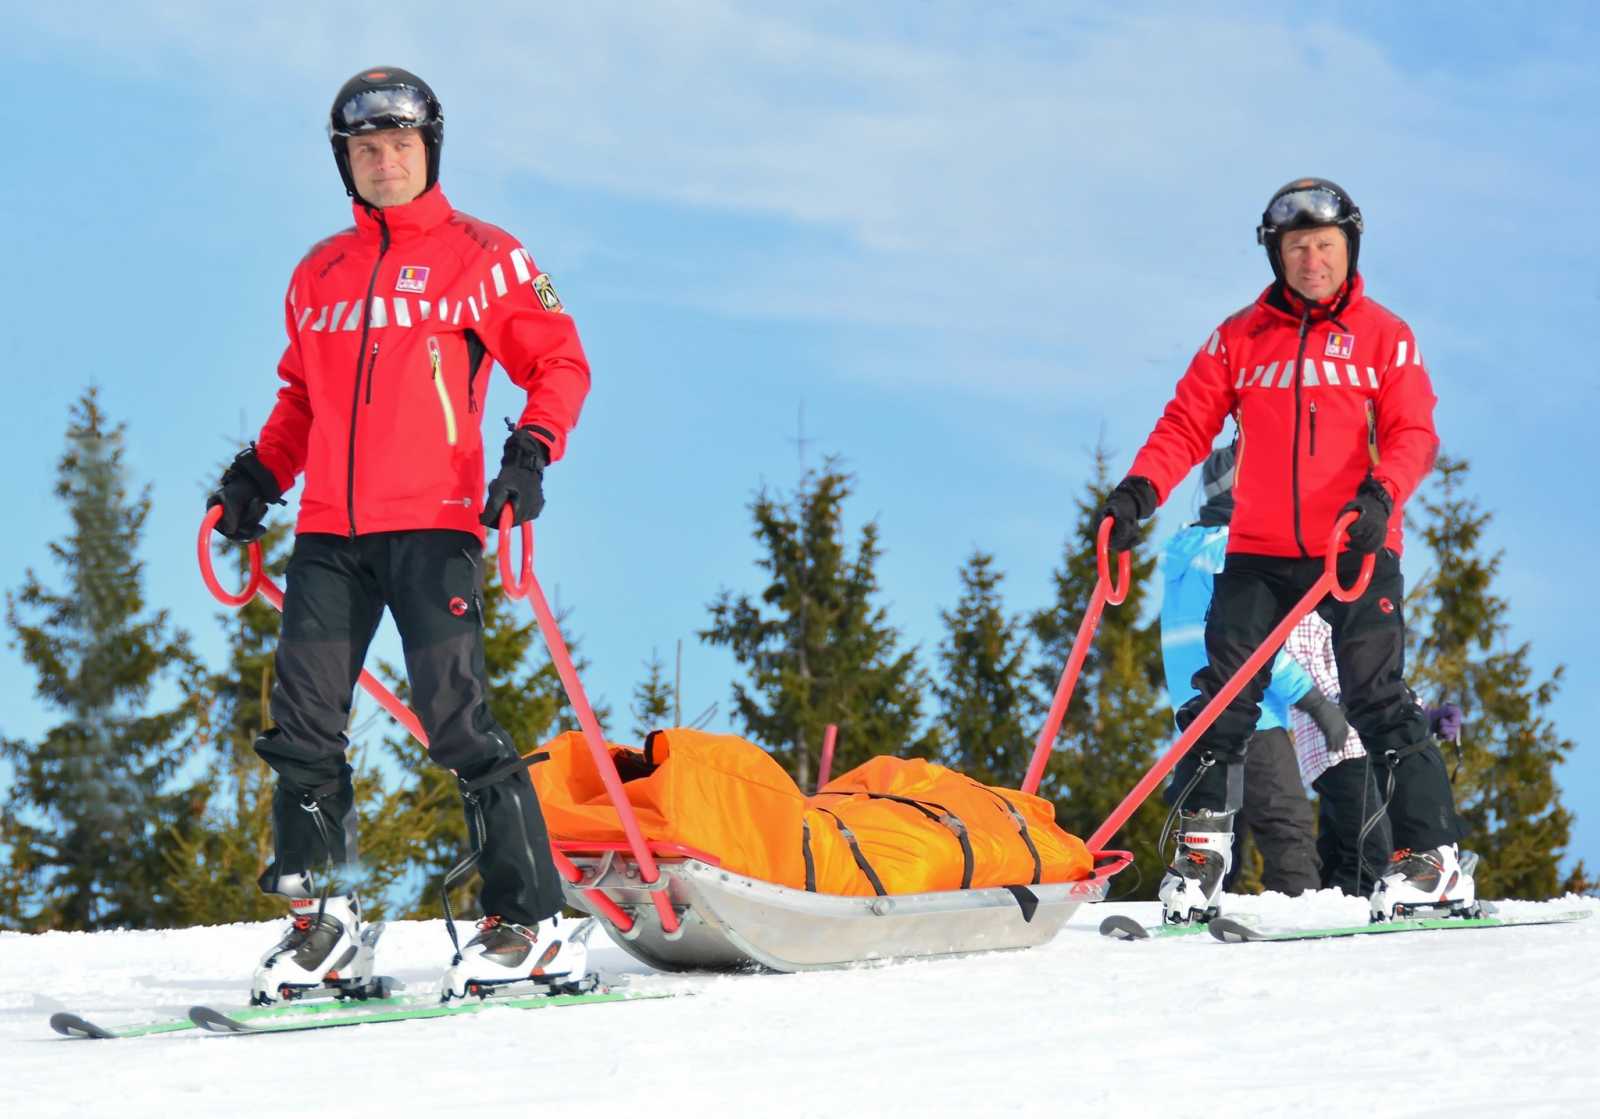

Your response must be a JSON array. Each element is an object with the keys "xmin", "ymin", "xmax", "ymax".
[
  {"xmin": 1099, "ymin": 476, "xmax": 1158, "ymax": 551},
  {"xmin": 480, "ymin": 426, "xmax": 550, "ymax": 528},
  {"xmin": 207, "ymin": 445, "xmax": 284, "ymax": 543},
  {"xmin": 1294, "ymin": 686, "xmax": 1349, "ymax": 754},
  {"xmin": 1337, "ymin": 477, "xmax": 1393, "ymax": 555}
]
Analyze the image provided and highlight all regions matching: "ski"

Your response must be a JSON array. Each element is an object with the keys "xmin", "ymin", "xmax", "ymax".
[
  {"xmin": 50, "ymin": 993, "xmax": 416, "ymax": 1040},
  {"xmin": 1208, "ymin": 908, "xmax": 1592, "ymax": 944},
  {"xmin": 188, "ymin": 986, "xmax": 671, "ymax": 1036},
  {"xmin": 1099, "ymin": 913, "xmax": 1257, "ymax": 941}
]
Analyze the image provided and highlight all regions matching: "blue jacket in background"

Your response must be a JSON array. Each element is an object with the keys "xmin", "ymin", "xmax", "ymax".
[{"xmin": 1158, "ymin": 523, "xmax": 1311, "ymax": 733}]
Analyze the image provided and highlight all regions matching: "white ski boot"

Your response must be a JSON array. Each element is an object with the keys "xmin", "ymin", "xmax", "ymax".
[
  {"xmin": 440, "ymin": 916, "xmax": 593, "ymax": 1001},
  {"xmin": 251, "ymin": 891, "xmax": 377, "ymax": 1005},
  {"xmin": 1159, "ymin": 810, "xmax": 1235, "ymax": 924},
  {"xmin": 1369, "ymin": 844, "xmax": 1479, "ymax": 921}
]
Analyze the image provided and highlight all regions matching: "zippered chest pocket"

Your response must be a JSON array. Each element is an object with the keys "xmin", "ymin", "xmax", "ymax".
[{"xmin": 427, "ymin": 336, "xmax": 459, "ymax": 447}]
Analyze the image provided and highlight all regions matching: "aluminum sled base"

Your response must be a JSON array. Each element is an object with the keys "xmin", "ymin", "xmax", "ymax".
[{"xmin": 562, "ymin": 853, "xmax": 1118, "ymax": 973}]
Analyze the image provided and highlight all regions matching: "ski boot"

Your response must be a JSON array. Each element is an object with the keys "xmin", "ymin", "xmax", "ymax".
[
  {"xmin": 251, "ymin": 891, "xmax": 386, "ymax": 1005},
  {"xmin": 1369, "ymin": 844, "xmax": 1480, "ymax": 922},
  {"xmin": 440, "ymin": 916, "xmax": 594, "ymax": 1002},
  {"xmin": 1158, "ymin": 809, "xmax": 1235, "ymax": 925}
]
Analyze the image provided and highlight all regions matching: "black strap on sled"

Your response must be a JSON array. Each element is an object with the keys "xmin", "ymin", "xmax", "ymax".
[
  {"xmin": 978, "ymin": 788, "xmax": 1042, "ymax": 885},
  {"xmin": 814, "ymin": 808, "xmax": 888, "ymax": 896},
  {"xmin": 801, "ymin": 818, "xmax": 818, "ymax": 893},
  {"xmin": 1003, "ymin": 885, "xmax": 1040, "ymax": 923},
  {"xmin": 439, "ymin": 755, "xmax": 533, "ymax": 964},
  {"xmin": 816, "ymin": 792, "xmax": 975, "ymax": 890}
]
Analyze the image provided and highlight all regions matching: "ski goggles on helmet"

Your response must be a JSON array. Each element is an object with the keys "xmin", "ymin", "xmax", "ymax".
[
  {"xmin": 1256, "ymin": 186, "xmax": 1361, "ymax": 244},
  {"xmin": 330, "ymin": 85, "xmax": 436, "ymax": 138}
]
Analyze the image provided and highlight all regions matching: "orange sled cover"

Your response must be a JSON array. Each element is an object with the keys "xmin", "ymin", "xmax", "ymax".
[{"xmin": 530, "ymin": 729, "xmax": 1092, "ymax": 894}]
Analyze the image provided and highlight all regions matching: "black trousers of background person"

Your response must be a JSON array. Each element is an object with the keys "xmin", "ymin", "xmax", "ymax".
[
  {"xmin": 253, "ymin": 530, "xmax": 565, "ymax": 926},
  {"xmin": 1169, "ymin": 550, "xmax": 1461, "ymax": 853},
  {"xmin": 1223, "ymin": 727, "xmax": 1320, "ymax": 895}
]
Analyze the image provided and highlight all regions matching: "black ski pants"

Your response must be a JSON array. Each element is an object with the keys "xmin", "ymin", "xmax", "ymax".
[
  {"xmin": 254, "ymin": 530, "xmax": 565, "ymax": 925},
  {"xmin": 1314, "ymin": 756, "xmax": 1396, "ymax": 896},
  {"xmin": 1224, "ymin": 727, "xmax": 1320, "ymax": 895},
  {"xmin": 1169, "ymin": 550, "xmax": 1460, "ymax": 853}
]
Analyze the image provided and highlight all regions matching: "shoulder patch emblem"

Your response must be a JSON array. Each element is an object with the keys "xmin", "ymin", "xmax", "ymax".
[
  {"xmin": 532, "ymin": 273, "xmax": 564, "ymax": 313},
  {"xmin": 1325, "ymin": 332, "xmax": 1355, "ymax": 358},
  {"xmin": 396, "ymin": 265, "xmax": 430, "ymax": 294}
]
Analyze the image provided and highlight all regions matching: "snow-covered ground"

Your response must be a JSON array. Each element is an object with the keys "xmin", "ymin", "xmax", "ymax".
[{"xmin": 4, "ymin": 892, "xmax": 1596, "ymax": 1118}]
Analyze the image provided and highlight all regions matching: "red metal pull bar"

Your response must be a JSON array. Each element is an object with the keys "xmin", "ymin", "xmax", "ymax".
[
  {"xmin": 1021, "ymin": 518, "xmax": 1133, "ymax": 795},
  {"xmin": 497, "ymin": 509, "xmax": 681, "ymax": 935},
  {"xmin": 198, "ymin": 506, "xmax": 264, "ymax": 606},
  {"xmin": 816, "ymin": 723, "xmax": 839, "ymax": 792},
  {"xmin": 197, "ymin": 512, "xmax": 627, "ymax": 928},
  {"xmin": 1085, "ymin": 512, "xmax": 1373, "ymax": 850}
]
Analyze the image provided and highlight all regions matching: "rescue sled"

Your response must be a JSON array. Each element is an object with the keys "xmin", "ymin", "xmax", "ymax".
[
  {"xmin": 197, "ymin": 507, "xmax": 1134, "ymax": 974},
  {"xmin": 556, "ymin": 840, "xmax": 1130, "ymax": 972}
]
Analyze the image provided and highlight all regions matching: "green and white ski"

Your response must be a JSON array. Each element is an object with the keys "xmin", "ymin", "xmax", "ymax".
[
  {"xmin": 1099, "ymin": 913, "xmax": 1257, "ymax": 941},
  {"xmin": 188, "ymin": 987, "xmax": 671, "ymax": 1035},
  {"xmin": 50, "ymin": 995, "xmax": 411, "ymax": 1040},
  {"xmin": 1207, "ymin": 908, "xmax": 1592, "ymax": 944}
]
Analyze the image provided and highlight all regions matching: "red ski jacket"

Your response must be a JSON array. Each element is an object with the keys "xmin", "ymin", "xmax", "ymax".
[
  {"xmin": 1129, "ymin": 275, "xmax": 1438, "ymax": 557},
  {"xmin": 254, "ymin": 186, "xmax": 590, "ymax": 541}
]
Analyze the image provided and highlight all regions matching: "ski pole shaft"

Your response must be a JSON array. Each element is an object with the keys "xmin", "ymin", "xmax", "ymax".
[
  {"xmin": 1085, "ymin": 514, "xmax": 1372, "ymax": 850},
  {"xmin": 498, "ymin": 512, "xmax": 680, "ymax": 935},
  {"xmin": 1022, "ymin": 518, "xmax": 1131, "ymax": 796}
]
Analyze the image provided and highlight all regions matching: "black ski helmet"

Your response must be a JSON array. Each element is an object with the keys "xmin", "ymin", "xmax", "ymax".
[
  {"xmin": 328, "ymin": 67, "xmax": 444, "ymax": 202},
  {"xmin": 1256, "ymin": 178, "xmax": 1363, "ymax": 283}
]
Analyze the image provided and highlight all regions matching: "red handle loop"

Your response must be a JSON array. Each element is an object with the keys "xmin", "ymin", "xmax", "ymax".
[
  {"xmin": 496, "ymin": 508, "xmax": 534, "ymax": 599},
  {"xmin": 1095, "ymin": 517, "xmax": 1133, "ymax": 606},
  {"xmin": 198, "ymin": 506, "xmax": 263, "ymax": 607},
  {"xmin": 1325, "ymin": 511, "xmax": 1376, "ymax": 603}
]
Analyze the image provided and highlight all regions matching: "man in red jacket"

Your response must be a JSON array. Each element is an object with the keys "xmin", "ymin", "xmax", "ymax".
[
  {"xmin": 1101, "ymin": 178, "xmax": 1473, "ymax": 924},
  {"xmin": 208, "ymin": 67, "xmax": 592, "ymax": 1001}
]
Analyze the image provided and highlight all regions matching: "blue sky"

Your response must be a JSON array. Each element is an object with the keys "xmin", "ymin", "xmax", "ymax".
[{"xmin": 3, "ymin": 3, "xmax": 1595, "ymax": 879}]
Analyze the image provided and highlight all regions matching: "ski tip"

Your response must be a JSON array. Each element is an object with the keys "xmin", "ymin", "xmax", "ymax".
[
  {"xmin": 50, "ymin": 1012, "xmax": 115, "ymax": 1040},
  {"xmin": 1207, "ymin": 916, "xmax": 1264, "ymax": 943},
  {"xmin": 188, "ymin": 1006, "xmax": 256, "ymax": 1034},
  {"xmin": 1098, "ymin": 915, "xmax": 1151, "ymax": 940}
]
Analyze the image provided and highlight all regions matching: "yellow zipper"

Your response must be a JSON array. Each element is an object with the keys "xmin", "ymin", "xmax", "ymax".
[
  {"xmin": 1365, "ymin": 400, "xmax": 1380, "ymax": 468},
  {"xmin": 428, "ymin": 337, "xmax": 458, "ymax": 447}
]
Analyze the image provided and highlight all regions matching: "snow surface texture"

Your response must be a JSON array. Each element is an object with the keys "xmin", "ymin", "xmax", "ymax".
[{"xmin": 3, "ymin": 892, "xmax": 1596, "ymax": 1117}]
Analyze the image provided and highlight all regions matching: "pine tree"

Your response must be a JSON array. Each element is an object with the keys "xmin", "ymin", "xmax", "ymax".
[
  {"xmin": 1406, "ymin": 455, "xmax": 1588, "ymax": 896},
  {"xmin": 162, "ymin": 512, "xmax": 293, "ymax": 927},
  {"xmin": 357, "ymin": 571, "xmax": 608, "ymax": 919},
  {"xmin": 934, "ymin": 551, "xmax": 1037, "ymax": 788},
  {"xmin": 1, "ymin": 389, "xmax": 205, "ymax": 930},
  {"xmin": 703, "ymin": 461, "xmax": 931, "ymax": 789},
  {"xmin": 1028, "ymin": 445, "xmax": 1170, "ymax": 896},
  {"xmin": 632, "ymin": 648, "xmax": 675, "ymax": 739}
]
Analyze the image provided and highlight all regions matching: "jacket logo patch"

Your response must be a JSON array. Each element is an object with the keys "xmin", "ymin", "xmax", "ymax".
[
  {"xmin": 533, "ymin": 273, "xmax": 564, "ymax": 313},
  {"xmin": 1325, "ymin": 332, "xmax": 1355, "ymax": 358},
  {"xmin": 396, "ymin": 265, "xmax": 430, "ymax": 294}
]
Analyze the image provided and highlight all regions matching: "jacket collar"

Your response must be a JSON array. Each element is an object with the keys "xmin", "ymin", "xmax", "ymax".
[
  {"xmin": 1259, "ymin": 272, "xmax": 1365, "ymax": 324},
  {"xmin": 351, "ymin": 185, "xmax": 452, "ymax": 245}
]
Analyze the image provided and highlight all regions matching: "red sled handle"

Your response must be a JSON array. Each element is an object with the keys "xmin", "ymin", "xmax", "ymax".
[
  {"xmin": 496, "ymin": 509, "xmax": 681, "ymax": 934},
  {"xmin": 1085, "ymin": 512, "xmax": 1373, "ymax": 850},
  {"xmin": 1021, "ymin": 517, "xmax": 1131, "ymax": 796}
]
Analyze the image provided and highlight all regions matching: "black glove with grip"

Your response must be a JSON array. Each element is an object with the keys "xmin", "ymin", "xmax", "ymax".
[
  {"xmin": 480, "ymin": 426, "xmax": 550, "ymax": 528},
  {"xmin": 1099, "ymin": 476, "xmax": 1158, "ymax": 551},
  {"xmin": 207, "ymin": 446, "xmax": 284, "ymax": 543},
  {"xmin": 1338, "ymin": 477, "xmax": 1393, "ymax": 555}
]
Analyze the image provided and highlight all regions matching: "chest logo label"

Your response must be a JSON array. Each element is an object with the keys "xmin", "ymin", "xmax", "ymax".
[
  {"xmin": 1325, "ymin": 332, "xmax": 1355, "ymax": 358},
  {"xmin": 396, "ymin": 265, "xmax": 430, "ymax": 294}
]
